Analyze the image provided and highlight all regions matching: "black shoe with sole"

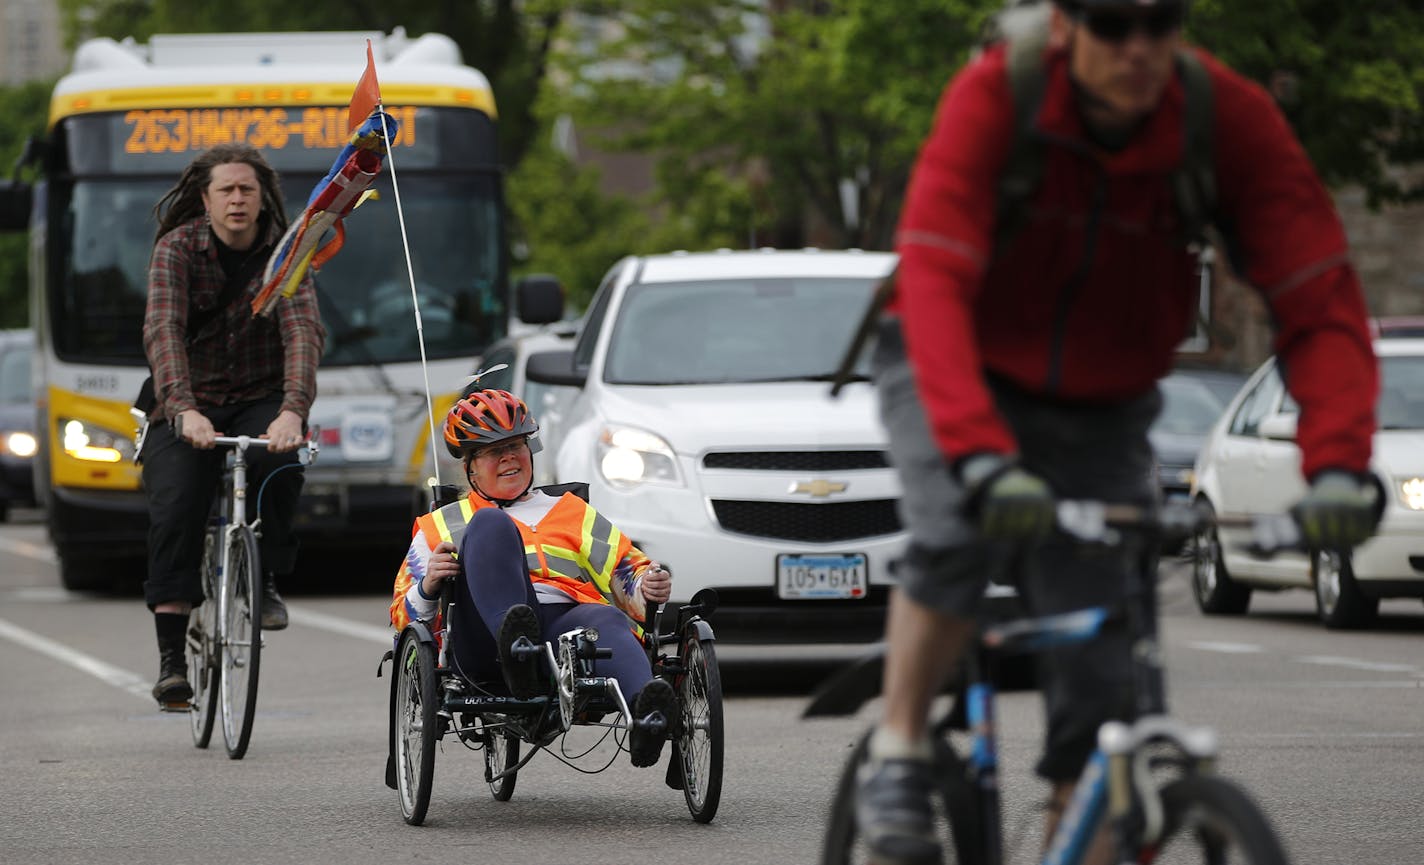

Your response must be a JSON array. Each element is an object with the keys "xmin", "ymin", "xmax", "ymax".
[
  {"xmin": 497, "ymin": 604, "xmax": 545, "ymax": 699},
  {"xmin": 153, "ymin": 612, "xmax": 193, "ymax": 709},
  {"xmin": 629, "ymin": 678, "xmax": 676, "ymax": 767},
  {"xmin": 261, "ymin": 576, "xmax": 288, "ymax": 630}
]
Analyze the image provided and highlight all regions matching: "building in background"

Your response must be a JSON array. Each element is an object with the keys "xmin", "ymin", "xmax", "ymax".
[{"xmin": 1, "ymin": 0, "xmax": 65, "ymax": 85}]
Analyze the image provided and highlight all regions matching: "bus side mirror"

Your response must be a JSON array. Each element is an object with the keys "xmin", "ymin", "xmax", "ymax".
[
  {"xmin": 526, "ymin": 349, "xmax": 586, "ymax": 388},
  {"xmin": 0, "ymin": 182, "xmax": 32, "ymax": 232},
  {"xmin": 514, "ymin": 274, "xmax": 565, "ymax": 325}
]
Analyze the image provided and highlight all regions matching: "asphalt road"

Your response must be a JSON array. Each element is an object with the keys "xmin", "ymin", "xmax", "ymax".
[{"xmin": 1, "ymin": 508, "xmax": 1420, "ymax": 865}]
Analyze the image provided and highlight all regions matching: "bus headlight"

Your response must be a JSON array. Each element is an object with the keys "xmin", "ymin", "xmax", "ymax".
[
  {"xmin": 597, "ymin": 426, "xmax": 681, "ymax": 487},
  {"xmin": 58, "ymin": 418, "xmax": 134, "ymax": 463},
  {"xmin": 3, "ymin": 431, "xmax": 37, "ymax": 458}
]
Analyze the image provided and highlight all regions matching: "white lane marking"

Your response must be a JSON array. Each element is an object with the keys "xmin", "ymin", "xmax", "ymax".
[
  {"xmin": 1296, "ymin": 655, "xmax": 1422, "ymax": 675},
  {"xmin": 0, "ymin": 536, "xmax": 59, "ymax": 564},
  {"xmin": 286, "ymin": 605, "xmax": 392, "ymax": 646},
  {"xmin": 3, "ymin": 587, "xmax": 79, "ymax": 602},
  {"xmin": 0, "ymin": 617, "xmax": 151, "ymax": 700},
  {"xmin": 1186, "ymin": 641, "xmax": 1264, "ymax": 654}
]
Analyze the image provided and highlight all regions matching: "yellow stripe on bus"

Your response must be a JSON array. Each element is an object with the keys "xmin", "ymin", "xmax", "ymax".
[{"xmin": 50, "ymin": 82, "xmax": 496, "ymax": 126}]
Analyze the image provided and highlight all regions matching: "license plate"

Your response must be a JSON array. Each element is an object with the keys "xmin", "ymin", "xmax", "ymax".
[{"xmin": 776, "ymin": 553, "xmax": 868, "ymax": 600}]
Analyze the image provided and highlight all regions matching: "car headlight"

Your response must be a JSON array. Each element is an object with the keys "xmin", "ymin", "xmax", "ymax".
[
  {"xmin": 59, "ymin": 417, "xmax": 135, "ymax": 463},
  {"xmin": 597, "ymin": 425, "xmax": 682, "ymax": 487},
  {"xmin": 1397, "ymin": 477, "xmax": 1424, "ymax": 510},
  {"xmin": 3, "ymin": 431, "xmax": 37, "ymax": 458}
]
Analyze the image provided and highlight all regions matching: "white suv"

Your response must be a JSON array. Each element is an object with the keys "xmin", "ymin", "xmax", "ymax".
[{"xmin": 527, "ymin": 249, "xmax": 904, "ymax": 642}]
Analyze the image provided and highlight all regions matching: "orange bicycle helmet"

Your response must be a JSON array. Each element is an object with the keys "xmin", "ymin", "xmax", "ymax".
[{"xmin": 443, "ymin": 389, "xmax": 541, "ymax": 458}]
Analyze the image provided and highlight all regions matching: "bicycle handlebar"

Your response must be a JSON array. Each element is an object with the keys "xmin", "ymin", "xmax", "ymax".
[
  {"xmin": 1054, "ymin": 500, "xmax": 1302, "ymax": 557},
  {"xmin": 172, "ymin": 415, "xmax": 321, "ymax": 465}
]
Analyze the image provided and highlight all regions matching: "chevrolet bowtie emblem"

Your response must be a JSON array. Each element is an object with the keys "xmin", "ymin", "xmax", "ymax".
[{"xmin": 789, "ymin": 479, "xmax": 848, "ymax": 497}]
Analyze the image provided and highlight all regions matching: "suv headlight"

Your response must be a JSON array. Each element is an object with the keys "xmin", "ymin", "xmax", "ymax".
[
  {"xmin": 1397, "ymin": 476, "xmax": 1424, "ymax": 511},
  {"xmin": 597, "ymin": 425, "xmax": 682, "ymax": 487},
  {"xmin": 59, "ymin": 417, "xmax": 135, "ymax": 463}
]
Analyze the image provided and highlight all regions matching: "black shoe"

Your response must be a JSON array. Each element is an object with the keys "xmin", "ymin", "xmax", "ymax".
[
  {"xmin": 854, "ymin": 753, "xmax": 941, "ymax": 865},
  {"xmin": 261, "ymin": 576, "xmax": 288, "ymax": 630},
  {"xmin": 497, "ymin": 604, "xmax": 544, "ymax": 699},
  {"xmin": 152, "ymin": 671, "xmax": 193, "ymax": 706},
  {"xmin": 629, "ymin": 678, "xmax": 675, "ymax": 768},
  {"xmin": 153, "ymin": 612, "xmax": 192, "ymax": 708}
]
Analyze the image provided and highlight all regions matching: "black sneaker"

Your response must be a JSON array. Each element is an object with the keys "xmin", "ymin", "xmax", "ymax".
[
  {"xmin": 261, "ymin": 577, "xmax": 288, "ymax": 630},
  {"xmin": 854, "ymin": 753, "xmax": 941, "ymax": 865},
  {"xmin": 629, "ymin": 678, "xmax": 675, "ymax": 767},
  {"xmin": 497, "ymin": 604, "xmax": 544, "ymax": 699}
]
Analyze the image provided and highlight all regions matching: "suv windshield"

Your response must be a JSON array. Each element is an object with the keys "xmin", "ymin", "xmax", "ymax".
[{"xmin": 604, "ymin": 276, "xmax": 878, "ymax": 385}]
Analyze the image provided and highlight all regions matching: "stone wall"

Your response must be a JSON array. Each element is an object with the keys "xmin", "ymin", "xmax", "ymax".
[{"xmin": 1191, "ymin": 189, "xmax": 1424, "ymax": 373}]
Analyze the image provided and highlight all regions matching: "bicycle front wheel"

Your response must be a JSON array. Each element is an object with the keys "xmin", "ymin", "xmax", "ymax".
[
  {"xmin": 822, "ymin": 733, "xmax": 979, "ymax": 865},
  {"xmin": 1148, "ymin": 775, "xmax": 1290, "ymax": 865},
  {"xmin": 219, "ymin": 526, "xmax": 262, "ymax": 760}
]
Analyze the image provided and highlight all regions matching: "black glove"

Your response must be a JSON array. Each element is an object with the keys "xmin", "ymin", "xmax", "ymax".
[
  {"xmin": 1292, "ymin": 470, "xmax": 1381, "ymax": 550},
  {"xmin": 958, "ymin": 454, "xmax": 1055, "ymax": 542}
]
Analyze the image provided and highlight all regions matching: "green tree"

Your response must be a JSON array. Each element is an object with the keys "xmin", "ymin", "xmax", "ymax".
[
  {"xmin": 1191, "ymin": 1, "xmax": 1424, "ymax": 205},
  {"xmin": 0, "ymin": 80, "xmax": 54, "ymax": 326},
  {"xmin": 551, "ymin": 0, "xmax": 996, "ymax": 251}
]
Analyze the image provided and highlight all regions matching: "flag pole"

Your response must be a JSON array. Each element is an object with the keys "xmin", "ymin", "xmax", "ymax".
[{"xmin": 376, "ymin": 105, "xmax": 444, "ymax": 497}]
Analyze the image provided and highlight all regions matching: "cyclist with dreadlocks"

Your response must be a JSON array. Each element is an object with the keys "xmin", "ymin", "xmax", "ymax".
[
  {"xmin": 389, "ymin": 389, "xmax": 678, "ymax": 767},
  {"xmin": 143, "ymin": 142, "xmax": 325, "ymax": 710}
]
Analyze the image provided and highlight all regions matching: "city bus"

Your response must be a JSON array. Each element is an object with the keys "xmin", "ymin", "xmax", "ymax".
[{"xmin": 0, "ymin": 30, "xmax": 537, "ymax": 589}]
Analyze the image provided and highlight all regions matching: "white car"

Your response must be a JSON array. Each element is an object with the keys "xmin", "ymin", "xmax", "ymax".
[
  {"xmin": 1190, "ymin": 338, "xmax": 1424, "ymax": 628},
  {"xmin": 527, "ymin": 249, "xmax": 904, "ymax": 642}
]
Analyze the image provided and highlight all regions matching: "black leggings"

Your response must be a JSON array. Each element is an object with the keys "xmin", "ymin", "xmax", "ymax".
[{"xmin": 447, "ymin": 507, "xmax": 654, "ymax": 701}]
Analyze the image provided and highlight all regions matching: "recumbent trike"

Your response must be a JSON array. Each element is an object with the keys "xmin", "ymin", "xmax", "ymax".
[{"xmin": 380, "ymin": 484, "xmax": 725, "ymax": 826}]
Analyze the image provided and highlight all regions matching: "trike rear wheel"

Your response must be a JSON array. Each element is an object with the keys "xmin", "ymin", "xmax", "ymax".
[{"xmin": 483, "ymin": 728, "xmax": 520, "ymax": 802}]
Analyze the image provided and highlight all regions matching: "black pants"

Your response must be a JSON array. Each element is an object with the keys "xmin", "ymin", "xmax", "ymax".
[{"xmin": 141, "ymin": 397, "xmax": 304, "ymax": 608}]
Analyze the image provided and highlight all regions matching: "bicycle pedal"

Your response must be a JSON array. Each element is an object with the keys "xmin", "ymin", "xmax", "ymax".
[{"xmin": 158, "ymin": 700, "xmax": 192, "ymax": 713}]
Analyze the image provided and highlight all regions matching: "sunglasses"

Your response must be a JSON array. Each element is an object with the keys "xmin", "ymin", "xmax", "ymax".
[
  {"xmin": 1075, "ymin": 6, "xmax": 1184, "ymax": 43},
  {"xmin": 473, "ymin": 438, "xmax": 529, "ymax": 461}
]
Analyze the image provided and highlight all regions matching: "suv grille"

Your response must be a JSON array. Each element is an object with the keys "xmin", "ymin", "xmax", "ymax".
[
  {"xmin": 702, "ymin": 450, "xmax": 889, "ymax": 471},
  {"xmin": 711, "ymin": 499, "xmax": 902, "ymax": 542}
]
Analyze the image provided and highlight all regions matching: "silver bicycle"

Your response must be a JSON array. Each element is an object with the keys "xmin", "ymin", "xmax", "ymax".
[{"xmin": 184, "ymin": 431, "xmax": 318, "ymax": 759}]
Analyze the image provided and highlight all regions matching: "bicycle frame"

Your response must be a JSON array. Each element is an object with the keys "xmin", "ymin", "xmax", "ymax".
[{"xmin": 959, "ymin": 605, "xmax": 1224, "ymax": 865}]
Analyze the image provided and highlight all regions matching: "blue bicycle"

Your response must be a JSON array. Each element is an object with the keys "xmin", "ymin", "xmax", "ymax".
[{"xmin": 811, "ymin": 501, "xmax": 1294, "ymax": 865}]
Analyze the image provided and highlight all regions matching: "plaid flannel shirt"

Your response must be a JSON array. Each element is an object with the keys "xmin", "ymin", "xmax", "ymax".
[{"xmin": 143, "ymin": 217, "xmax": 325, "ymax": 420}]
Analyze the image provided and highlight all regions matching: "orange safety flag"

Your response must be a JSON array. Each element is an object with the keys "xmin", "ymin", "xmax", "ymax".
[{"xmin": 347, "ymin": 40, "xmax": 381, "ymax": 134}]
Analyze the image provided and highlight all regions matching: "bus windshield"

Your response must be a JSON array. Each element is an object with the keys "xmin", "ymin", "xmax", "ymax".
[{"xmin": 54, "ymin": 172, "xmax": 504, "ymax": 366}]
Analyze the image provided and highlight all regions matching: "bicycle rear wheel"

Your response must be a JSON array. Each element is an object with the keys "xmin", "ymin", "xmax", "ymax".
[
  {"xmin": 1147, "ymin": 775, "xmax": 1290, "ymax": 865},
  {"xmin": 821, "ymin": 733, "xmax": 979, "ymax": 865},
  {"xmin": 483, "ymin": 728, "xmax": 519, "ymax": 802},
  {"xmin": 189, "ymin": 528, "xmax": 220, "ymax": 748},
  {"xmin": 219, "ymin": 526, "xmax": 262, "ymax": 760}
]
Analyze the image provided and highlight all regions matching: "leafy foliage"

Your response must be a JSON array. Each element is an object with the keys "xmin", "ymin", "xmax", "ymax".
[
  {"xmin": 0, "ymin": 80, "xmax": 52, "ymax": 326},
  {"xmin": 1191, "ymin": 0, "xmax": 1424, "ymax": 205}
]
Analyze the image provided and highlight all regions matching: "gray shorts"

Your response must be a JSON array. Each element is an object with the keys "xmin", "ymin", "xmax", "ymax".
[{"xmin": 873, "ymin": 318, "xmax": 1163, "ymax": 780}]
